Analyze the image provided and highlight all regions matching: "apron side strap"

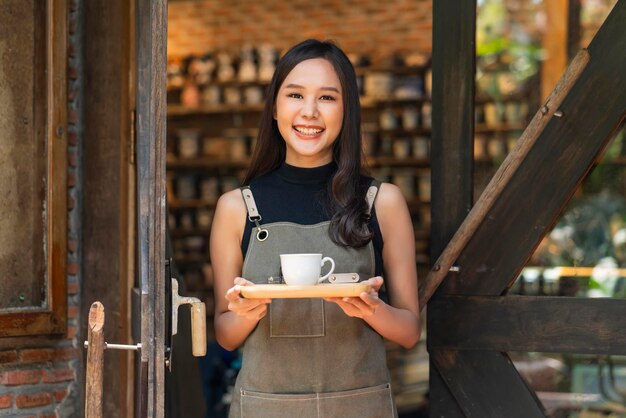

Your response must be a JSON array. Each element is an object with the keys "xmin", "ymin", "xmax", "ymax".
[
  {"xmin": 239, "ymin": 186, "xmax": 262, "ymax": 221},
  {"xmin": 365, "ymin": 179, "xmax": 382, "ymax": 217}
]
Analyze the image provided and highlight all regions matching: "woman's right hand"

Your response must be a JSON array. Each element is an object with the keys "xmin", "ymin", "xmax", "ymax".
[{"xmin": 225, "ymin": 277, "xmax": 272, "ymax": 322}]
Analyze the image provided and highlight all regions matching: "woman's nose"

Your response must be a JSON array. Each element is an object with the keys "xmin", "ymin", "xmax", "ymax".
[{"xmin": 300, "ymin": 99, "xmax": 318, "ymax": 119}]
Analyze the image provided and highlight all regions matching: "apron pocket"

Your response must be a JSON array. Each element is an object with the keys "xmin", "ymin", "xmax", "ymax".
[
  {"xmin": 240, "ymin": 389, "xmax": 318, "ymax": 418},
  {"xmin": 269, "ymin": 298, "xmax": 325, "ymax": 337},
  {"xmin": 317, "ymin": 383, "xmax": 395, "ymax": 418},
  {"xmin": 239, "ymin": 383, "xmax": 395, "ymax": 418}
]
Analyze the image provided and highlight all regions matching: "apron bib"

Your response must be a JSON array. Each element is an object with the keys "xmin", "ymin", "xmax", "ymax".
[{"xmin": 228, "ymin": 183, "xmax": 397, "ymax": 418}]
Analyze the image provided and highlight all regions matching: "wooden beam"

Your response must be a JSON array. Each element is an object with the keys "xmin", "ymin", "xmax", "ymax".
[
  {"xmin": 135, "ymin": 0, "xmax": 167, "ymax": 415},
  {"xmin": 436, "ymin": 1, "xmax": 626, "ymax": 297},
  {"xmin": 419, "ymin": 49, "xmax": 590, "ymax": 308},
  {"xmin": 429, "ymin": 0, "xmax": 476, "ymax": 415},
  {"xmin": 429, "ymin": 295, "xmax": 626, "ymax": 354},
  {"xmin": 85, "ymin": 302, "xmax": 105, "ymax": 418},
  {"xmin": 431, "ymin": 350, "xmax": 546, "ymax": 418},
  {"xmin": 428, "ymin": 362, "xmax": 466, "ymax": 418},
  {"xmin": 429, "ymin": 0, "xmax": 475, "ymax": 261},
  {"xmin": 567, "ymin": 0, "xmax": 582, "ymax": 60},
  {"xmin": 82, "ymin": 0, "xmax": 133, "ymax": 416}
]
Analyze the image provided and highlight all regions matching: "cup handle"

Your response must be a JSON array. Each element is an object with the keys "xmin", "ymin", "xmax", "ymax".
[{"xmin": 318, "ymin": 257, "xmax": 336, "ymax": 283}]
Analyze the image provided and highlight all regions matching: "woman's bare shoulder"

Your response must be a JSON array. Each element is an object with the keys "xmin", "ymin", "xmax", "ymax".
[
  {"xmin": 216, "ymin": 188, "xmax": 247, "ymax": 213},
  {"xmin": 375, "ymin": 182, "xmax": 407, "ymax": 212}
]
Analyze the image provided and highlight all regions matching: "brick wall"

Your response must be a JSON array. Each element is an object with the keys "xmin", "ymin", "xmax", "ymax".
[
  {"xmin": 0, "ymin": 0, "xmax": 83, "ymax": 417},
  {"xmin": 167, "ymin": 0, "xmax": 433, "ymax": 61}
]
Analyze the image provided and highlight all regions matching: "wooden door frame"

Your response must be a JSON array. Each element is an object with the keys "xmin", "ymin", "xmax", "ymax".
[
  {"xmin": 426, "ymin": 1, "xmax": 626, "ymax": 416},
  {"xmin": 135, "ymin": 0, "xmax": 167, "ymax": 416}
]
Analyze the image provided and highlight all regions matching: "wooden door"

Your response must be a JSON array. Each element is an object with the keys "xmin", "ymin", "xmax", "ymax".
[{"xmin": 425, "ymin": 1, "xmax": 626, "ymax": 416}]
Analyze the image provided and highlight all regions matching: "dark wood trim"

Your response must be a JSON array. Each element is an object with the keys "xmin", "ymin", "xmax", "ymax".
[
  {"xmin": 431, "ymin": 350, "xmax": 546, "ymax": 417},
  {"xmin": 0, "ymin": 0, "xmax": 67, "ymax": 338},
  {"xmin": 429, "ymin": 0, "xmax": 475, "ymax": 262},
  {"xmin": 429, "ymin": 295, "xmax": 626, "ymax": 354},
  {"xmin": 136, "ymin": 0, "xmax": 167, "ymax": 415},
  {"xmin": 567, "ymin": 0, "xmax": 582, "ymax": 60},
  {"xmin": 82, "ymin": 0, "xmax": 134, "ymax": 416},
  {"xmin": 437, "ymin": 2, "xmax": 626, "ymax": 297},
  {"xmin": 428, "ymin": 363, "xmax": 466, "ymax": 418},
  {"xmin": 420, "ymin": 50, "xmax": 589, "ymax": 309},
  {"xmin": 429, "ymin": 0, "xmax": 476, "ymax": 416}
]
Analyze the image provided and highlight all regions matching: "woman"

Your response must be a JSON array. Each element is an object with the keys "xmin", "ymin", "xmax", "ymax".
[{"xmin": 211, "ymin": 39, "xmax": 420, "ymax": 418}]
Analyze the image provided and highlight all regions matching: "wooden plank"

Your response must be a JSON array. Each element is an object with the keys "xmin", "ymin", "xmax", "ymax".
[
  {"xmin": 82, "ymin": 0, "xmax": 132, "ymax": 416},
  {"xmin": 428, "ymin": 362, "xmax": 466, "ymax": 418},
  {"xmin": 85, "ymin": 302, "xmax": 105, "ymax": 418},
  {"xmin": 428, "ymin": 296, "xmax": 626, "ymax": 354},
  {"xmin": 567, "ymin": 0, "xmax": 582, "ymax": 59},
  {"xmin": 419, "ymin": 48, "xmax": 590, "ymax": 308},
  {"xmin": 136, "ymin": 0, "xmax": 167, "ymax": 415},
  {"xmin": 434, "ymin": 1, "xmax": 626, "ymax": 298},
  {"xmin": 429, "ymin": 0, "xmax": 476, "ymax": 416},
  {"xmin": 431, "ymin": 350, "xmax": 545, "ymax": 418},
  {"xmin": 429, "ymin": 0, "xmax": 475, "ymax": 261}
]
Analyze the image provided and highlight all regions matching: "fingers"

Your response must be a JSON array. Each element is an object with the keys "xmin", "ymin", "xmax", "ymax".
[
  {"xmin": 324, "ymin": 292, "xmax": 381, "ymax": 318},
  {"xmin": 234, "ymin": 277, "xmax": 254, "ymax": 286},
  {"xmin": 225, "ymin": 277, "xmax": 271, "ymax": 320},
  {"xmin": 231, "ymin": 301, "xmax": 269, "ymax": 321},
  {"xmin": 367, "ymin": 276, "xmax": 384, "ymax": 292}
]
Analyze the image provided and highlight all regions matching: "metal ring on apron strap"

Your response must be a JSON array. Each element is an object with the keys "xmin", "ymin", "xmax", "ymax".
[{"xmin": 253, "ymin": 219, "xmax": 269, "ymax": 241}]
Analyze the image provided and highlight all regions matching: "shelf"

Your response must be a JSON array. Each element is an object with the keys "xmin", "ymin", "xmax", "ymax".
[
  {"xmin": 367, "ymin": 157, "xmax": 430, "ymax": 168},
  {"xmin": 406, "ymin": 199, "xmax": 430, "ymax": 212},
  {"xmin": 169, "ymin": 198, "xmax": 217, "ymax": 209},
  {"xmin": 475, "ymin": 123, "xmax": 525, "ymax": 133},
  {"xmin": 168, "ymin": 103, "xmax": 264, "ymax": 116},
  {"xmin": 376, "ymin": 127, "xmax": 432, "ymax": 136},
  {"xmin": 170, "ymin": 228, "xmax": 211, "ymax": 237},
  {"xmin": 475, "ymin": 91, "xmax": 531, "ymax": 104},
  {"xmin": 168, "ymin": 80, "xmax": 270, "ymax": 90},
  {"xmin": 167, "ymin": 96, "xmax": 430, "ymax": 117},
  {"xmin": 167, "ymin": 157, "xmax": 250, "ymax": 169},
  {"xmin": 355, "ymin": 65, "xmax": 429, "ymax": 76},
  {"xmin": 361, "ymin": 97, "xmax": 430, "ymax": 108},
  {"xmin": 173, "ymin": 254, "xmax": 210, "ymax": 266}
]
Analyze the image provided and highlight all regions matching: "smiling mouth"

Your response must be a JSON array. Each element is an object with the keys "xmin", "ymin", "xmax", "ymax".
[{"xmin": 293, "ymin": 126, "xmax": 324, "ymax": 136}]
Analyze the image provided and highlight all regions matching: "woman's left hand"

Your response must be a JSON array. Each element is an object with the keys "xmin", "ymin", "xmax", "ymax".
[{"xmin": 324, "ymin": 276, "xmax": 384, "ymax": 319}]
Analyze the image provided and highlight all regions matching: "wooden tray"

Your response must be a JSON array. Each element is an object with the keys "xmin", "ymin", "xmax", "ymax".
[{"xmin": 240, "ymin": 283, "xmax": 372, "ymax": 299}]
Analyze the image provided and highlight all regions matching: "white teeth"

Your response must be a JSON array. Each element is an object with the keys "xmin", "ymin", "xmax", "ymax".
[{"xmin": 295, "ymin": 127, "xmax": 323, "ymax": 135}]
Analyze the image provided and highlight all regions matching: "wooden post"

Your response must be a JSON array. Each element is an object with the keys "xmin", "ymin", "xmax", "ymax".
[
  {"xmin": 85, "ymin": 301, "xmax": 105, "ymax": 418},
  {"xmin": 429, "ymin": 0, "xmax": 476, "ymax": 415}
]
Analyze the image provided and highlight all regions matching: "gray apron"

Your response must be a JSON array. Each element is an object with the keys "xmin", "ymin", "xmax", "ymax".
[{"xmin": 228, "ymin": 182, "xmax": 397, "ymax": 418}]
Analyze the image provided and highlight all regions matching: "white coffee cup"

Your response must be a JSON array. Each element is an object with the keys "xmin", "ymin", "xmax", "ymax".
[{"xmin": 280, "ymin": 253, "xmax": 336, "ymax": 286}]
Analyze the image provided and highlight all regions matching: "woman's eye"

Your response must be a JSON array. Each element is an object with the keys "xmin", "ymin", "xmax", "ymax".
[
  {"xmin": 320, "ymin": 95, "xmax": 336, "ymax": 101},
  {"xmin": 287, "ymin": 93, "xmax": 303, "ymax": 99}
]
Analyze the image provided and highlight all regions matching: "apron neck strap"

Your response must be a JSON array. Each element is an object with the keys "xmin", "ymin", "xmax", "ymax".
[
  {"xmin": 366, "ymin": 180, "xmax": 382, "ymax": 217},
  {"xmin": 240, "ymin": 186, "xmax": 262, "ymax": 222}
]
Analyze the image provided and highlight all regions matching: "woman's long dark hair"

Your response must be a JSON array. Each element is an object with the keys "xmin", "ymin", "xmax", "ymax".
[{"xmin": 243, "ymin": 39, "xmax": 372, "ymax": 247}]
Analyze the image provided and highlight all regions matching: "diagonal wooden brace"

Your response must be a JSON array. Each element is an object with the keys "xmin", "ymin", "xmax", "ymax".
[{"xmin": 419, "ymin": 49, "xmax": 590, "ymax": 311}]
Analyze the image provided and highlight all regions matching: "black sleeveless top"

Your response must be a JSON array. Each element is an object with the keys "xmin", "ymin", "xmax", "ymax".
[{"xmin": 241, "ymin": 162, "xmax": 384, "ymax": 277}]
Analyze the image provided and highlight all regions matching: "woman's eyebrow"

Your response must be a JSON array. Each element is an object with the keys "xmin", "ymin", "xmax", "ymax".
[{"xmin": 283, "ymin": 83, "xmax": 341, "ymax": 94}]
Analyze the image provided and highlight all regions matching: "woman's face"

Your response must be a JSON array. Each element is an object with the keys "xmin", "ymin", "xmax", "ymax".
[{"xmin": 275, "ymin": 58, "xmax": 344, "ymax": 167}]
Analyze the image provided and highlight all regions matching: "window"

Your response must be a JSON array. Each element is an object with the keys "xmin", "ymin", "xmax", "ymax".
[{"xmin": 0, "ymin": 0, "xmax": 68, "ymax": 337}]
